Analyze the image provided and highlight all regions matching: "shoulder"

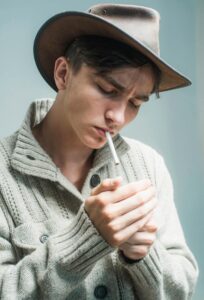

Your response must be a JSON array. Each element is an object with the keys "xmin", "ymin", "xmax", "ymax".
[
  {"xmin": 123, "ymin": 136, "xmax": 164, "ymax": 164},
  {"xmin": 122, "ymin": 136, "xmax": 169, "ymax": 185}
]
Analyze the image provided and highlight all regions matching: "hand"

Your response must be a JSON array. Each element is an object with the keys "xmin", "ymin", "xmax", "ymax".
[
  {"xmin": 85, "ymin": 177, "xmax": 157, "ymax": 247},
  {"xmin": 119, "ymin": 216, "xmax": 158, "ymax": 260}
]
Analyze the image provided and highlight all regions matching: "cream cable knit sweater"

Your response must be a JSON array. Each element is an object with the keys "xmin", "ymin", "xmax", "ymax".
[{"xmin": 0, "ymin": 99, "xmax": 198, "ymax": 299}]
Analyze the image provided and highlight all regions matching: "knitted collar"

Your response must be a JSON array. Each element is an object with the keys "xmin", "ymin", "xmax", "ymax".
[{"xmin": 11, "ymin": 99, "xmax": 129, "ymax": 182}]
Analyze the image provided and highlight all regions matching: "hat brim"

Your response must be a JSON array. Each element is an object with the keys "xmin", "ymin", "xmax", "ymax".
[{"xmin": 34, "ymin": 11, "xmax": 191, "ymax": 92}]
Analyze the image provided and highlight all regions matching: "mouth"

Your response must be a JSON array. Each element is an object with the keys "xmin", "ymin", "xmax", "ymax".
[{"xmin": 94, "ymin": 126, "xmax": 114, "ymax": 137}]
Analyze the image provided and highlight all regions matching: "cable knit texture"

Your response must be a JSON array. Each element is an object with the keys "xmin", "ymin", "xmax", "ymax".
[{"xmin": 0, "ymin": 99, "xmax": 198, "ymax": 299}]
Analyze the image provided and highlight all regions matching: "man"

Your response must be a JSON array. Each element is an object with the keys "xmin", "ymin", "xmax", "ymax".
[{"xmin": 0, "ymin": 3, "xmax": 198, "ymax": 299}]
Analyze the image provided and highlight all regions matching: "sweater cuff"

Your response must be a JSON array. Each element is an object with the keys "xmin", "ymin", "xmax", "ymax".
[
  {"xmin": 49, "ymin": 205, "xmax": 113, "ymax": 273},
  {"xmin": 117, "ymin": 240, "xmax": 163, "ymax": 285}
]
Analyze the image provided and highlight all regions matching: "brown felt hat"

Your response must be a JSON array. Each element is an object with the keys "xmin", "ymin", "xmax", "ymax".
[{"xmin": 33, "ymin": 3, "xmax": 191, "ymax": 92}]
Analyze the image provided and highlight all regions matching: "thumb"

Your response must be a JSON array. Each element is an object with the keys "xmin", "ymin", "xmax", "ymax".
[{"xmin": 91, "ymin": 176, "xmax": 123, "ymax": 196}]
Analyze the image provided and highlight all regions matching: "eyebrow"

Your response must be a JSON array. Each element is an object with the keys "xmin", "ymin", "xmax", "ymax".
[
  {"xmin": 103, "ymin": 74, "xmax": 126, "ymax": 92},
  {"xmin": 97, "ymin": 73, "xmax": 150, "ymax": 102}
]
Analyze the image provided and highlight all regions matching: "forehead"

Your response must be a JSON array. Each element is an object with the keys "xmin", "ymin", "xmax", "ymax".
[
  {"xmin": 71, "ymin": 62, "xmax": 156, "ymax": 94},
  {"xmin": 97, "ymin": 64, "xmax": 156, "ymax": 94}
]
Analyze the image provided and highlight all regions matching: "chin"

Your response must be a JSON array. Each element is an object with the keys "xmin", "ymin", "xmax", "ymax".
[{"xmin": 85, "ymin": 137, "xmax": 106, "ymax": 150}]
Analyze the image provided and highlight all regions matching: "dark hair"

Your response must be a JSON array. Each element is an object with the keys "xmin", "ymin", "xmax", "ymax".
[{"xmin": 65, "ymin": 36, "xmax": 161, "ymax": 97}]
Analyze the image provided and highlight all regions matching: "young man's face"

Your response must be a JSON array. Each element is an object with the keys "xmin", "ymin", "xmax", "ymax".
[{"xmin": 60, "ymin": 61, "xmax": 155, "ymax": 149}]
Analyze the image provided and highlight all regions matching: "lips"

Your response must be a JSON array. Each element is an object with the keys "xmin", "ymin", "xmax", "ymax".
[
  {"xmin": 94, "ymin": 127, "xmax": 106, "ymax": 137},
  {"xmin": 94, "ymin": 126, "xmax": 114, "ymax": 137}
]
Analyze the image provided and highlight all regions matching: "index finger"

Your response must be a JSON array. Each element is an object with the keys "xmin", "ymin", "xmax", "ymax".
[{"xmin": 108, "ymin": 179, "xmax": 152, "ymax": 203}]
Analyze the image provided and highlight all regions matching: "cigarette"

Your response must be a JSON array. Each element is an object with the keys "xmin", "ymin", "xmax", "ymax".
[{"xmin": 105, "ymin": 131, "xmax": 120, "ymax": 165}]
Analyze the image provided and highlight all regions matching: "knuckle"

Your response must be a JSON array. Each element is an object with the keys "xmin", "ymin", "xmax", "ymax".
[
  {"xmin": 90, "ymin": 187, "xmax": 97, "ymax": 196},
  {"xmin": 151, "ymin": 233, "xmax": 157, "ymax": 241},
  {"xmin": 153, "ymin": 224, "xmax": 158, "ymax": 231},
  {"xmin": 85, "ymin": 196, "xmax": 93, "ymax": 207},
  {"xmin": 134, "ymin": 223, "xmax": 140, "ymax": 232},
  {"xmin": 96, "ymin": 196, "xmax": 107, "ymax": 208},
  {"xmin": 136, "ymin": 193, "xmax": 145, "ymax": 205},
  {"xmin": 101, "ymin": 179, "xmax": 109, "ymax": 188},
  {"xmin": 136, "ymin": 218, "xmax": 147, "ymax": 231},
  {"xmin": 102, "ymin": 207, "xmax": 114, "ymax": 222},
  {"xmin": 147, "ymin": 223, "xmax": 158, "ymax": 232},
  {"xmin": 112, "ymin": 233, "xmax": 123, "ymax": 247},
  {"xmin": 101, "ymin": 178, "xmax": 113, "ymax": 189},
  {"xmin": 145, "ymin": 238, "xmax": 154, "ymax": 245},
  {"xmin": 106, "ymin": 221, "xmax": 114, "ymax": 231},
  {"xmin": 107, "ymin": 221, "xmax": 118, "ymax": 233}
]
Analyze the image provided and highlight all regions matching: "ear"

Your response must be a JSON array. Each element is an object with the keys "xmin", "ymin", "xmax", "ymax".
[{"xmin": 54, "ymin": 57, "xmax": 71, "ymax": 90}]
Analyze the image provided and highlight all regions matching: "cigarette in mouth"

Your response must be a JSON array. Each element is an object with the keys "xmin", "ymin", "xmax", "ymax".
[{"xmin": 105, "ymin": 131, "xmax": 120, "ymax": 165}]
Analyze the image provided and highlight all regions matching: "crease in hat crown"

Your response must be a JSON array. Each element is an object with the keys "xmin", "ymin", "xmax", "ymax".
[
  {"xmin": 88, "ymin": 4, "xmax": 161, "ymax": 56},
  {"xmin": 33, "ymin": 3, "xmax": 191, "ymax": 92}
]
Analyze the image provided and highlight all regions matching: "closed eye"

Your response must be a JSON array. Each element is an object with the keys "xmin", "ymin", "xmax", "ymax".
[
  {"xmin": 129, "ymin": 102, "xmax": 141, "ymax": 110},
  {"xmin": 97, "ymin": 85, "xmax": 118, "ymax": 97}
]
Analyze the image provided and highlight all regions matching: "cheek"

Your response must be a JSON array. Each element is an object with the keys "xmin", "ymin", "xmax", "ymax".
[
  {"xmin": 75, "ymin": 89, "xmax": 106, "ymax": 114},
  {"xmin": 125, "ymin": 108, "xmax": 140, "ymax": 124},
  {"xmin": 66, "ymin": 88, "xmax": 104, "ymax": 122},
  {"xmin": 65, "ymin": 90, "xmax": 88, "ymax": 114}
]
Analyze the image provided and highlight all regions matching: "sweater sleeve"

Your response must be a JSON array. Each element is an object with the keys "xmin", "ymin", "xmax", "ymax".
[
  {"xmin": 116, "ymin": 152, "xmax": 198, "ymax": 299},
  {"xmin": 0, "ymin": 201, "xmax": 113, "ymax": 300}
]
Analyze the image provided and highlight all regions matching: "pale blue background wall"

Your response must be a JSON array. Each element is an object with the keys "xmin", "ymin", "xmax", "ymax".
[{"xmin": 0, "ymin": 1, "xmax": 203, "ymax": 299}]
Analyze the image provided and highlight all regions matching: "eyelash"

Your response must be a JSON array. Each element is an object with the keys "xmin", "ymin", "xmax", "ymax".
[
  {"xmin": 129, "ymin": 102, "xmax": 140, "ymax": 110},
  {"xmin": 97, "ymin": 85, "xmax": 140, "ymax": 110},
  {"xmin": 97, "ymin": 85, "xmax": 118, "ymax": 96}
]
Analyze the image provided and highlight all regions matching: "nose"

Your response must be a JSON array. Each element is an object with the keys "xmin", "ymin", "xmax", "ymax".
[{"xmin": 105, "ymin": 102, "xmax": 126, "ymax": 126}]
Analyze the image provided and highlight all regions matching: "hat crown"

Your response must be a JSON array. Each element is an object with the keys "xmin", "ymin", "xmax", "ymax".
[
  {"xmin": 33, "ymin": 3, "xmax": 190, "ymax": 92},
  {"xmin": 88, "ymin": 4, "xmax": 160, "ymax": 55}
]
